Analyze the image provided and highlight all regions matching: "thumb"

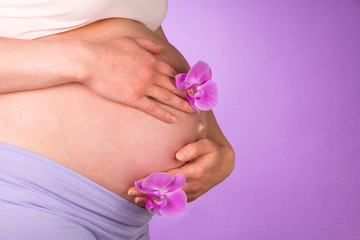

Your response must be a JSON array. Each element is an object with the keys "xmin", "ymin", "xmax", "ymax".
[
  {"xmin": 132, "ymin": 37, "xmax": 163, "ymax": 54},
  {"xmin": 175, "ymin": 139, "xmax": 216, "ymax": 162}
]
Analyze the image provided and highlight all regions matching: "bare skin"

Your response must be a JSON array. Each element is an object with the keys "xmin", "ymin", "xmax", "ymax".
[
  {"xmin": 0, "ymin": 18, "xmax": 208, "ymax": 202},
  {"xmin": 0, "ymin": 21, "xmax": 193, "ymax": 123},
  {"xmin": 0, "ymin": 17, "xmax": 235, "ymax": 206}
]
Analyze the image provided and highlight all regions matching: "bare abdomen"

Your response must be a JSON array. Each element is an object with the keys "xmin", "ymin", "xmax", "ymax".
[{"xmin": 0, "ymin": 18, "xmax": 207, "ymax": 201}]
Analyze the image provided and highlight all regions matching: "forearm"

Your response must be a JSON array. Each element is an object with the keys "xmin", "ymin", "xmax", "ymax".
[{"xmin": 0, "ymin": 37, "xmax": 86, "ymax": 93}]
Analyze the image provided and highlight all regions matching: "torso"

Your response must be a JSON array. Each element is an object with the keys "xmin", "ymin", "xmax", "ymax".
[{"xmin": 0, "ymin": 18, "xmax": 207, "ymax": 202}]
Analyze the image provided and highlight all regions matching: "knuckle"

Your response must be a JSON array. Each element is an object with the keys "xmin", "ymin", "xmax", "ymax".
[
  {"xmin": 162, "ymin": 90, "xmax": 173, "ymax": 102},
  {"xmin": 185, "ymin": 144, "xmax": 196, "ymax": 157},
  {"xmin": 146, "ymin": 101, "xmax": 157, "ymax": 113},
  {"xmin": 161, "ymin": 61, "xmax": 175, "ymax": 74},
  {"xmin": 183, "ymin": 100, "xmax": 190, "ymax": 109},
  {"xmin": 124, "ymin": 89, "xmax": 138, "ymax": 102},
  {"xmin": 188, "ymin": 164, "xmax": 204, "ymax": 180},
  {"xmin": 194, "ymin": 166, "xmax": 205, "ymax": 180},
  {"xmin": 120, "ymin": 89, "xmax": 136, "ymax": 103},
  {"xmin": 201, "ymin": 139, "xmax": 216, "ymax": 151},
  {"xmin": 145, "ymin": 53, "xmax": 157, "ymax": 64},
  {"xmin": 191, "ymin": 143, "xmax": 200, "ymax": 155},
  {"xmin": 162, "ymin": 76, "xmax": 176, "ymax": 90},
  {"xmin": 141, "ymin": 67, "xmax": 155, "ymax": 79}
]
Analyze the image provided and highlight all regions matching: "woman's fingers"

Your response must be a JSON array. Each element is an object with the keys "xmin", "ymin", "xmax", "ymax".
[
  {"xmin": 166, "ymin": 164, "xmax": 206, "ymax": 202},
  {"xmin": 134, "ymin": 197, "xmax": 147, "ymax": 207},
  {"xmin": 128, "ymin": 186, "xmax": 143, "ymax": 196},
  {"xmin": 156, "ymin": 74, "xmax": 188, "ymax": 99},
  {"xmin": 133, "ymin": 97, "xmax": 178, "ymax": 123},
  {"xmin": 156, "ymin": 60, "xmax": 177, "ymax": 78},
  {"xmin": 155, "ymin": 59, "xmax": 187, "ymax": 99},
  {"xmin": 128, "ymin": 177, "xmax": 147, "ymax": 208},
  {"xmin": 175, "ymin": 139, "xmax": 217, "ymax": 162},
  {"xmin": 147, "ymin": 85, "xmax": 193, "ymax": 113},
  {"xmin": 131, "ymin": 37, "xmax": 163, "ymax": 54},
  {"xmin": 85, "ymin": 36, "xmax": 194, "ymax": 123}
]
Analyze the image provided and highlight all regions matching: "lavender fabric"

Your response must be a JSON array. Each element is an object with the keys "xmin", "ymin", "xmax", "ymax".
[{"xmin": 0, "ymin": 142, "xmax": 152, "ymax": 240}]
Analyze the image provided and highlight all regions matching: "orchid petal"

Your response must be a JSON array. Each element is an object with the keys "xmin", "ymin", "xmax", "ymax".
[
  {"xmin": 195, "ymin": 89, "xmax": 205, "ymax": 100},
  {"xmin": 146, "ymin": 197, "xmax": 157, "ymax": 214},
  {"xmin": 194, "ymin": 80, "xmax": 218, "ymax": 111},
  {"xmin": 186, "ymin": 61, "xmax": 212, "ymax": 85},
  {"xmin": 154, "ymin": 194, "xmax": 166, "ymax": 208},
  {"xmin": 175, "ymin": 73, "xmax": 188, "ymax": 90},
  {"xmin": 141, "ymin": 172, "xmax": 175, "ymax": 192},
  {"xmin": 166, "ymin": 174, "xmax": 186, "ymax": 193},
  {"xmin": 187, "ymin": 94, "xmax": 200, "ymax": 113},
  {"xmin": 159, "ymin": 190, "xmax": 187, "ymax": 218},
  {"xmin": 135, "ymin": 180, "xmax": 156, "ymax": 194}
]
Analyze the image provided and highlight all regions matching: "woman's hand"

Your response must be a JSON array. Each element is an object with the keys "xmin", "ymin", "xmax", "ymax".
[
  {"xmin": 128, "ymin": 139, "xmax": 235, "ymax": 206},
  {"xmin": 169, "ymin": 139, "xmax": 235, "ymax": 202},
  {"xmin": 80, "ymin": 36, "xmax": 193, "ymax": 123}
]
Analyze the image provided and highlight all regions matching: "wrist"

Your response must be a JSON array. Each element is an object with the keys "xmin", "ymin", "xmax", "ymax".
[{"xmin": 58, "ymin": 39, "xmax": 93, "ymax": 85}]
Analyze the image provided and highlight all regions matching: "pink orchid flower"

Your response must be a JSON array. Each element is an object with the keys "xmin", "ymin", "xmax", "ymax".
[
  {"xmin": 175, "ymin": 60, "xmax": 218, "ymax": 112},
  {"xmin": 135, "ymin": 172, "xmax": 187, "ymax": 218}
]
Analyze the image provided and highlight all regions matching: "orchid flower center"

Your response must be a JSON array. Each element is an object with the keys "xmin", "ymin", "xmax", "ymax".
[
  {"xmin": 187, "ymin": 85, "xmax": 201, "ymax": 97},
  {"xmin": 152, "ymin": 195, "xmax": 165, "ymax": 205}
]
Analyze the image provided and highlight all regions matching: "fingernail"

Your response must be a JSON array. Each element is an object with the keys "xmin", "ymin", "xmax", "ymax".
[
  {"xmin": 135, "ymin": 197, "xmax": 144, "ymax": 204},
  {"xmin": 176, "ymin": 152, "xmax": 185, "ymax": 160},
  {"xmin": 171, "ymin": 115, "xmax": 178, "ymax": 123},
  {"xmin": 128, "ymin": 189, "xmax": 134, "ymax": 195}
]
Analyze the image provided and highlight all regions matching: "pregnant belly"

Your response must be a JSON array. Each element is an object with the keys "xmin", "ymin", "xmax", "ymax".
[{"xmin": 0, "ymin": 18, "xmax": 207, "ymax": 201}]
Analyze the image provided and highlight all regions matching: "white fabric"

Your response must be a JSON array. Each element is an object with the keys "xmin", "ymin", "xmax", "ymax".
[{"xmin": 0, "ymin": 0, "xmax": 168, "ymax": 39}]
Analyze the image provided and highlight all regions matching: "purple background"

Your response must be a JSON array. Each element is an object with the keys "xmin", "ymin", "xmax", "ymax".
[{"xmin": 150, "ymin": 1, "xmax": 360, "ymax": 239}]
